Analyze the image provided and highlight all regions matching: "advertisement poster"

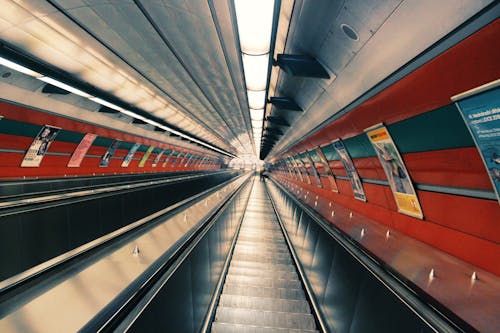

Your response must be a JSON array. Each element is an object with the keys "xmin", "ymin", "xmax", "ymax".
[
  {"xmin": 152, "ymin": 149, "xmax": 165, "ymax": 167},
  {"xmin": 332, "ymin": 139, "xmax": 366, "ymax": 201},
  {"xmin": 21, "ymin": 125, "xmax": 60, "ymax": 167},
  {"xmin": 452, "ymin": 82, "xmax": 500, "ymax": 204},
  {"xmin": 139, "ymin": 146, "xmax": 154, "ymax": 167},
  {"xmin": 295, "ymin": 155, "xmax": 312, "ymax": 184},
  {"xmin": 184, "ymin": 154, "xmax": 194, "ymax": 167},
  {"xmin": 365, "ymin": 124, "xmax": 423, "ymax": 218},
  {"xmin": 315, "ymin": 147, "xmax": 339, "ymax": 192},
  {"xmin": 180, "ymin": 153, "xmax": 190, "ymax": 167},
  {"xmin": 173, "ymin": 152, "xmax": 184, "ymax": 167},
  {"xmin": 162, "ymin": 150, "xmax": 175, "ymax": 167},
  {"xmin": 305, "ymin": 151, "xmax": 322, "ymax": 187},
  {"xmin": 288, "ymin": 156, "xmax": 303, "ymax": 182},
  {"xmin": 99, "ymin": 139, "xmax": 121, "ymax": 167},
  {"xmin": 68, "ymin": 133, "xmax": 97, "ymax": 167},
  {"xmin": 122, "ymin": 143, "xmax": 141, "ymax": 167}
]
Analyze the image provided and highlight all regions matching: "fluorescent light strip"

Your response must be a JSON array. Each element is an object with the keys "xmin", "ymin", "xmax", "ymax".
[
  {"xmin": 234, "ymin": 0, "xmax": 275, "ymax": 55},
  {"xmin": 0, "ymin": 56, "xmax": 43, "ymax": 78},
  {"xmin": 0, "ymin": 56, "xmax": 234, "ymax": 157},
  {"xmin": 38, "ymin": 76, "xmax": 92, "ymax": 98},
  {"xmin": 242, "ymin": 53, "xmax": 269, "ymax": 91}
]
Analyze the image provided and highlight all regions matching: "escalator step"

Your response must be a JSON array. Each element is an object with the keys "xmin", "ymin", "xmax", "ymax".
[
  {"xmin": 227, "ymin": 267, "xmax": 298, "ymax": 280},
  {"xmin": 224, "ymin": 274, "xmax": 302, "ymax": 289},
  {"xmin": 219, "ymin": 295, "xmax": 311, "ymax": 313},
  {"xmin": 211, "ymin": 322, "xmax": 318, "ymax": 333},
  {"xmin": 222, "ymin": 284, "xmax": 305, "ymax": 300},
  {"xmin": 215, "ymin": 307, "xmax": 316, "ymax": 330}
]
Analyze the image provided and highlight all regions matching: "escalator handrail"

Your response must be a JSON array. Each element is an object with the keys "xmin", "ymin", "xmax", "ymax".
[
  {"xmin": 265, "ymin": 181, "xmax": 329, "ymax": 333},
  {"xmin": 268, "ymin": 177, "xmax": 464, "ymax": 333},
  {"xmin": 80, "ymin": 173, "xmax": 253, "ymax": 333},
  {"xmin": 0, "ymin": 171, "xmax": 242, "ymax": 297}
]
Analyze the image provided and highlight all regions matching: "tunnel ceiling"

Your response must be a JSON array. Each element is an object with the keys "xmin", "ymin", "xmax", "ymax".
[{"xmin": 0, "ymin": 0, "xmax": 493, "ymax": 159}]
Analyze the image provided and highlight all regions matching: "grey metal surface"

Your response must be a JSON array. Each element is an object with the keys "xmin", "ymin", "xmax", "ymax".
[
  {"xmin": 266, "ymin": 178, "xmax": 457, "ymax": 333},
  {"xmin": 0, "ymin": 174, "xmax": 251, "ymax": 333},
  {"xmin": 212, "ymin": 180, "xmax": 318, "ymax": 332}
]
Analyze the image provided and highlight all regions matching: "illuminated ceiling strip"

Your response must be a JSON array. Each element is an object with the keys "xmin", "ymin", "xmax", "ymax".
[{"xmin": 0, "ymin": 56, "xmax": 235, "ymax": 157}]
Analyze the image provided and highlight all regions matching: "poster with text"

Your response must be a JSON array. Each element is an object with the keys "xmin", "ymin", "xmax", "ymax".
[
  {"xmin": 21, "ymin": 125, "xmax": 60, "ymax": 167},
  {"xmin": 152, "ymin": 149, "xmax": 165, "ymax": 167},
  {"xmin": 139, "ymin": 146, "xmax": 154, "ymax": 167},
  {"xmin": 332, "ymin": 139, "xmax": 366, "ymax": 201},
  {"xmin": 315, "ymin": 147, "xmax": 339, "ymax": 192},
  {"xmin": 68, "ymin": 133, "xmax": 97, "ymax": 167},
  {"xmin": 453, "ymin": 83, "xmax": 500, "ymax": 204},
  {"xmin": 366, "ymin": 124, "xmax": 423, "ymax": 218},
  {"xmin": 122, "ymin": 143, "xmax": 141, "ymax": 167},
  {"xmin": 99, "ymin": 139, "xmax": 121, "ymax": 167}
]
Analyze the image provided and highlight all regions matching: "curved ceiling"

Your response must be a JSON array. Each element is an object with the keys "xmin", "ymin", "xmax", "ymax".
[{"xmin": 0, "ymin": 0, "xmax": 494, "ymax": 160}]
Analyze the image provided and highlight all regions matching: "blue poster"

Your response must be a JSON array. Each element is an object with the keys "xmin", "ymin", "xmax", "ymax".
[
  {"xmin": 453, "ymin": 82, "xmax": 500, "ymax": 204},
  {"xmin": 122, "ymin": 143, "xmax": 141, "ymax": 167},
  {"xmin": 332, "ymin": 139, "xmax": 366, "ymax": 201},
  {"xmin": 100, "ymin": 139, "xmax": 121, "ymax": 167}
]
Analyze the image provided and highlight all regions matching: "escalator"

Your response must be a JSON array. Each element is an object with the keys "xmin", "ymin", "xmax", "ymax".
[{"xmin": 211, "ymin": 182, "xmax": 318, "ymax": 332}]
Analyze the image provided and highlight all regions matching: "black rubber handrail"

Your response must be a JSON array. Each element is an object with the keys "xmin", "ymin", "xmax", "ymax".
[
  {"xmin": 268, "ymin": 176, "xmax": 471, "ymax": 333},
  {"xmin": 0, "ymin": 171, "xmax": 242, "ymax": 303},
  {"xmin": 79, "ymin": 173, "xmax": 253, "ymax": 332}
]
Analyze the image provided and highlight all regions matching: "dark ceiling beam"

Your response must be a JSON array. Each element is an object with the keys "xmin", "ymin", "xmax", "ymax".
[
  {"xmin": 266, "ymin": 116, "xmax": 290, "ymax": 127},
  {"xmin": 274, "ymin": 54, "xmax": 330, "ymax": 79},
  {"xmin": 269, "ymin": 96, "xmax": 302, "ymax": 111}
]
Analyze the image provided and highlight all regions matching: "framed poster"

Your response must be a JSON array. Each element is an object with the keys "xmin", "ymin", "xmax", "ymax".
[
  {"xmin": 152, "ymin": 149, "xmax": 165, "ymax": 167},
  {"xmin": 68, "ymin": 133, "xmax": 97, "ymax": 167},
  {"xmin": 99, "ymin": 139, "xmax": 121, "ymax": 167},
  {"xmin": 21, "ymin": 125, "xmax": 61, "ymax": 167},
  {"xmin": 332, "ymin": 139, "xmax": 366, "ymax": 201},
  {"xmin": 139, "ymin": 146, "xmax": 154, "ymax": 167},
  {"xmin": 288, "ymin": 156, "xmax": 303, "ymax": 182},
  {"xmin": 315, "ymin": 147, "xmax": 339, "ymax": 192},
  {"xmin": 184, "ymin": 154, "xmax": 194, "ymax": 167},
  {"xmin": 452, "ymin": 80, "xmax": 500, "ymax": 204},
  {"xmin": 162, "ymin": 150, "xmax": 175, "ymax": 167},
  {"xmin": 365, "ymin": 124, "xmax": 423, "ymax": 219},
  {"xmin": 305, "ymin": 150, "xmax": 322, "ymax": 187},
  {"xmin": 180, "ymin": 153, "xmax": 190, "ymax": 166},
  {"xmin": 122, "ymin": 143, "xmax": 141, "ymax": 167},
  {"xmin": 295, "ymin": 154, "xmax": 312, "ymax": 184},
  {"xmin": 172, "ymin": 152, "xmax": 184, "ymax": 167}
]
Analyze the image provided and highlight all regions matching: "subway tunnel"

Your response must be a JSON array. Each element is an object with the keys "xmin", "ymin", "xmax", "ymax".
[{"xmin": 0, "ymin": 0, "xmax": 498, "ymax": 332}]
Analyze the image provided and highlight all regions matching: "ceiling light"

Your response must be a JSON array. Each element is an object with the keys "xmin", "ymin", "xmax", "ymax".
[
  {"xmin": 0, "ymin": 56, "xmax": 43, "ymax": 78},
  {"xmin": 252, "ymin": 120, "xmax": 262, "ymax": 128},
  {"xmin": 250, "ymin": 108, "xmax": 264, "ymax": 120},
  {"xmin": 247, "ymin": 90, "xmax": 266, "ymax": 109},
  {"xmin": 234, "ymin": 0, "xmax": 275, "ymax": 55},
  {"xmin": 38, "ymin": 76, "xmax": 92, "ymax": 98},
  {"xmin": 242, "ymin": 54, "xmax": 269, "ymax": 91},
  {"xmin": 90, "ymin": 97, "xmax": 126, "ymax": 112}
]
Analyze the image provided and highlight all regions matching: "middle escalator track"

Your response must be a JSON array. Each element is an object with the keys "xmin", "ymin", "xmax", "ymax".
[{"xmin": 211, "ymin": 180, "xmax": 319, "ymax": 333}]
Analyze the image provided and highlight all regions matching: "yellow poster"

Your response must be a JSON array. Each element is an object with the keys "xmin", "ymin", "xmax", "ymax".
[{"xmin": 365, "ymin": 124, "xmax": 423, "ymax": 219}]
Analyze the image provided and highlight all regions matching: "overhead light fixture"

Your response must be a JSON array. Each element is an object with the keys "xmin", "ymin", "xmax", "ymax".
[
  {"xmin": 0, "ymin": 56, "xmax": 43, "ymax": 78},
  {"xmin": 234, "ymin": 0, "xmax": 274, "ymax": 54},
  {"xmin": 38, "ymin": 76, "xmax": 92, "ymax": 98},
  {"xmin": 242, "ymin": 54, "xmax": 269, "ymax": 91},
  {"xmin": 250, "ymin": 108, "xmax": 264, "ymax": 120},
  {"xmin": 234, "ymin": 0, "xmax": 276, "ymax": 157},
  {"xmin": 247, "ymin": 90, "xmax": 266, "ymax": 109},
  {"xmin": 90, "ymin": 97, "xmax": 126, "ymax": 112},
  {"xmin": 252, "ymin": 119, "xmax": 263, "ymax": 128}
]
